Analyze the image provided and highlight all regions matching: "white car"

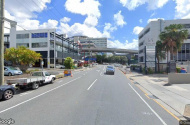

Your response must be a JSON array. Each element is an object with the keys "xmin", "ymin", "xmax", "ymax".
[{"xmin": 55, "ymin": 64, "xmax": 65, "ymax": 69}]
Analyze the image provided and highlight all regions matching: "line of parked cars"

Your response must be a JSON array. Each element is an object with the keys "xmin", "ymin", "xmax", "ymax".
[
  {"xmin": 4, "ymin": 66, "xmax": 23, "ymax": 76},
  {"xmin": 1, "ymin": 71, "xmax": 56, "ymax": 101}
]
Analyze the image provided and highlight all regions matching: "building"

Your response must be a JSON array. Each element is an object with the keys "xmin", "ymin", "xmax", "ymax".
[
  {"xmin": 72, "ymin": 36, "xmax": 107, "ymax": 57},
  {"xmin": 138, "ymin": 19, "xmax": 190, "ymax": 70},
  {"xmin": 4, "ymin": 29, "xmax": 80, "ymax": 68}
]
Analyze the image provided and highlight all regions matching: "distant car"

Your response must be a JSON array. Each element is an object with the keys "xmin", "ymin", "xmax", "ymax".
[
  {"xmin": 106, "ymin": 66, "xmax": 115, "ymax": 75},
  {"xmin": 0, "ymin": 85, "xmax": 16, "ymax": 100},
  {"xmin": 4, "ymin": 66, "xmax": 23, "ymax": 76},
  {"xmin": 55, "ymin": 64, "xmax": 65, "ymax": 69},
  {"xmin": 114, "ymin": 63, "xmax": 120, "ymax": 67}
]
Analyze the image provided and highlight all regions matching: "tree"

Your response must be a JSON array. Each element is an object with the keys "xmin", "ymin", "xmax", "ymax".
[
  {"xmin": 4, "ymin": 46, "xmax": 42, "ymax": 72},
  {"xmin": 156, "ymin": 40, "xmax": 166, "ymax": 72},
  {"xmin": 160, "ymin": 24, "xmax": 188, "ymax": 60},
  {"xmin": 64, "ymin": 57, "xmax": 74, "ymax": 69}
]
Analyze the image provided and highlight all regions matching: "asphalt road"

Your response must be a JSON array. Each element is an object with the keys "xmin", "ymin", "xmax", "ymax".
[{"xmin": 0, "ymin": 65, "xmax": 179, "ymax": 125}]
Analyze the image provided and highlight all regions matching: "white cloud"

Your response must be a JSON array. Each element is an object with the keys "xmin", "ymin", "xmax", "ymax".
[
  {"xmin": 114, "ymin": 11, "xmax": 126, "ymax": 27},
  {"xmin": 139, "ymin": 19, "xmax": 143, "ymax": 24},
  {"xmin": 102, "ymin": 23, "xmax": 117, "ymax": 38},
  {"xmin": 119, "ymin": 0, "xmax": 169, "ymax": 10},
  {"xmin": 5, "ymin": 0, "xmax": 51, "ymax": 21},
  {"xmin": 84, "ymin": 15, "xmax": 98, "ymax": 27},
  {"xmin": 107, "ymin": 39, "xmax": 138, "ymax": 50},
  {"xmin": 4, "ymin": 0, "xmax": 53, "ymax": 32},
  {"xmin": 65, "ymin": 0, "xmax": 101, "ymax": 18},
  {"xmin": 133, "ymin": 26, "xmax": 143, "ymax": 35},
  {"xmin": 175, "ymin": 0, "xmax": 190, "ymax": 19},
  {"xmin": 147, "ymin": 18, "xmax": 164, "ymax": 23},
  {"xmin": 60, "ymin": 17, "xmax": 71, "ymax": 23},
  {"xmin": 39, "ymin": 19, "xmax": 58, "ymax": 29}
]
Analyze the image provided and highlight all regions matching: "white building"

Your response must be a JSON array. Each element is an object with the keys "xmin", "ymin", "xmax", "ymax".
[
  {"xmin": 4, "ymin": 29, "xmax": 80, "ymax": 68},
  {"xmin": 138, "ymin": 19, "xmax": 190, "ymax": 69},
  {"xmin": 72, "ymin": 36, "xmax": 108, "ymax": 57}
]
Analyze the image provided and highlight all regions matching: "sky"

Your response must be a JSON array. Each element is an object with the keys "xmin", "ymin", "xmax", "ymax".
[{"xmin": 4, "ymin": 0, "xmax": 190, "ymax": 50}]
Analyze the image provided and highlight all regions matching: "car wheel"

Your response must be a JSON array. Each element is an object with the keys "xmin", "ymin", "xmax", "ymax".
[
  {"xmin": 3, "ymin": 90, "xmax": 13, "ymax": 100},
  {"xmin": 50, "ymin": 79, "xmax": 54, "ymax": 84},
  {"xmin": 8, "ymin": 72, "xmax": 12, "ymax": 76},
  {"xmin": 32, "ymin": 82, "xmax": 39, "ymax": 90}
]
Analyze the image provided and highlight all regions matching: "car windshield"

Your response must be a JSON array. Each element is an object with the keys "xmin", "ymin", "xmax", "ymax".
[
  {"xmin": 32, "ymin": 72, "xmax": 43, "ymax": 76},
  {"xmin": 107, "ymin": 66, "xmax": 113, "ymax": 69}
]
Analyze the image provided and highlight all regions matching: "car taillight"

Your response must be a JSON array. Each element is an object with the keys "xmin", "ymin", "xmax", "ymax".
[{"xmin": 23, "ymin": 83, "xmax": 27, "ymax": 85}]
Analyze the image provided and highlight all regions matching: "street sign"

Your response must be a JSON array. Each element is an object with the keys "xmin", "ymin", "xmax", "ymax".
[{"xmin": 41, "ymin": 61, "xmax": 44, "ymax": 66}]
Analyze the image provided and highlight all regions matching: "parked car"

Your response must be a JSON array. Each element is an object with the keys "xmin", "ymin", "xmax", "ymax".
[
  {"xmin": 4, "ymin": 60, "xmax": 12, "ymax": 66},
  {"xmin": 4, "ymin": 66, "xmax": 23, "ymax": 76},
  {"xmin": 0, "ymin": 85, "xmax": 16, "ymax": 100},
  {"xmin": 55, "ymin": 64, "xmax": 65, "ymax": 69},
  {"xmin": 106, "ymin": 66, "xmax": 115, "ymax": 75}
]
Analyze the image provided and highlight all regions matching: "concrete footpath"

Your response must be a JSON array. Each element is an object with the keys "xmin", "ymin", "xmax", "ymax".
[{"xmin": 120, "ymin": 68, "xmax": 190, "ymax": 122}]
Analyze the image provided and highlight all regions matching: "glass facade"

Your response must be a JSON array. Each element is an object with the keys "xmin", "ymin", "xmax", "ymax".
[
  {"xmin": 32, "ymin": 33, "xmax": 47, "ymax": 38},
  {"xmin": 32, "ymin": 42, "xmax": 48, "ymax": 48},
  {"xmin": 16, "ymin": 34, "xmax": 29, "ymax": 39},
  {"xmin": 16, "ymin": 43, "xmax": 29, "ymax": 48}
]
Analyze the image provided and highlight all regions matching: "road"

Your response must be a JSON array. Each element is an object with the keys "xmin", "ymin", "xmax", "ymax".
[{"xmin": 0, "ymin": 65, "xmax": 179, "ymax": 125}]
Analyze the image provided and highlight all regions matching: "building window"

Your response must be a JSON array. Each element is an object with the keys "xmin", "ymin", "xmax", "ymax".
[
  {"xmin": 32, "ymin": 42, "xmax": 47, "ymax": 48},
  {"xmin": 144, "ymin": 28, "xmax": 150, "ymax": 35},
  {"xmin": 32, "ymin": 33, "xmax": 48, "ymax": 38},
  {"xmin": 16, "ymin": 34, "xmax": 29, "ymax": 39},
  {"xmin": 139, "ymin": 42, "xmax": 144, "ymax": 47},
  {"xmin": 16, "ymin": 43, "xmax": 29, "ymax": 48},
  {"xmin": 139, "ymin": 34, "xmax": 143, "ymax": 40},
  {"xmin": 183, "ymin": 24, "xmax": 190, "ymax": 28}
]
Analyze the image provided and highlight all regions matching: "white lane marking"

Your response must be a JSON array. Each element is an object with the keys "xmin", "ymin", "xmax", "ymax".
[
  {"xmin": 103, "ymin": 66, "xmax": 105, "ymax": 71},
  {"xmin": 100, "ymin": 72, "xmax": 103, "ymax": 76},
  {"xmin": 128, "ymin": 83, "xmax": 167, "ymax": 125},
  {"xmin": 20, "ymin": 91, "xmax": 33, "ymax": 96},
  {"xmin": 87, "ymin": 79, "xmax": 98, "ymax": 90},
  {"xmin": 0, "ymin": 77, "xmax": 81, "ymax": 114},
  {"xmin": 96, "ymin": 70, "xmax": 100, "ymax": 72}
]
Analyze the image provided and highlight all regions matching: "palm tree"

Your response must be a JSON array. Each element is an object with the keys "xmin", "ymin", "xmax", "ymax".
[
  {"xmin": 159, "ymin": 24, "xmax": 188, "ymax": 61},
  {"xmin": 156, "ymin": 40, "xmax": 166, "ymax": 73}
]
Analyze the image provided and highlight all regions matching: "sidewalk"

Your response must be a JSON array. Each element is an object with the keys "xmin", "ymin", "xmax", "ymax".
[{"xmin": 124, "ymin": 69, "xmax": 190, "ymax": 120}]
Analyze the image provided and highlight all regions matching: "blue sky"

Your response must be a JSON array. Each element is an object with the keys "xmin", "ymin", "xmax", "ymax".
[{"xmin": 4, "ymin": 0, "xmax": 190, "ymax": 50}]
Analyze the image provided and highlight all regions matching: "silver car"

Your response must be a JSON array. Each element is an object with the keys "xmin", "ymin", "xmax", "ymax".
[{"xmin": 4, "ymin": 66, "xmax": 22, "ymax": 76}]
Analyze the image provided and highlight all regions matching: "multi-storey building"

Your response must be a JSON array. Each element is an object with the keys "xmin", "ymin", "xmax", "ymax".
[
  {"xmin": 138, "ymin": 19, "xmax": 190, "ymax": 69},
  {"xmin": 4, "ymin": 29, "xmax": 79, "ymax": 68},
  {"xmin": 72, "ymin": 36, "xmax": 107, "ymax": 57}
]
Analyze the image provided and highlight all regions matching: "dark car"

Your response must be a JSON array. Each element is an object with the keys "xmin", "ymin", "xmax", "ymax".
[
  {"xmin": 106, "ymin": 66, "xmax": 115, "ymax": 75},
  {"xmin": 0, "ymin": 85, "xmax": 16, "ymax": 100},
  {"xmin": 4, "ymin": 60, "xmax": 12, "ymax": 66}
]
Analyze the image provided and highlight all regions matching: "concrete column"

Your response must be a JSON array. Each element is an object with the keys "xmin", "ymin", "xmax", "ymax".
[
  {"xmin": 9, "ymin": 22, "xmax": 17, "ymax": 48},
  {"xmin": 54, "ymin": 32, "xmax": 56, "ymax": 69},
  {"xmin": 47, "ymin": 31, "xmax": 50, "ymax": 69}
]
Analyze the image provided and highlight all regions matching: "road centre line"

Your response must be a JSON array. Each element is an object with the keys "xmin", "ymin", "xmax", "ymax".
[
  {"xmin": 87, "ymin": 79, "xmax": 98, "ymax": 90},
  {"xmin": 128, "ymin": 83, "xmax": 167, "ymax": 125},
  {"xmin": 0, "ymin": 77, "xmax": 81, "ymax": 114}
]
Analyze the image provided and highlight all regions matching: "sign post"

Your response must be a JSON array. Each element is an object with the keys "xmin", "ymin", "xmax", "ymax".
[{"xmin": 41, "ymin": 60, "xmax": 44, "ymax": 72}]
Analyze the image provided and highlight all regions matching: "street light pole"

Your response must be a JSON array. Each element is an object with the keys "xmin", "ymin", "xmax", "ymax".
[{"xmin": 0, "ymin": 0, "xmax": 4, "ymax": 85}]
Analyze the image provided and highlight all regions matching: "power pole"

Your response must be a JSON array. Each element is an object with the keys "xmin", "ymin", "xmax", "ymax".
[{"xmin": 0, "ymin": 0, "xmax": 4, "ymax": 85}]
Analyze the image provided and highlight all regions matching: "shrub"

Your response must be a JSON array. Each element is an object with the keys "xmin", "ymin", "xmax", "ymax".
[
  {"xmin": 64, "ymin": 57, "xmax": 74, "ymax": 69},
  {"xmin": 176, "ymin": 67, "xmax": 181, "ymax": 73},
  {"xmin": 147, "ymin": 67, "xmax": 154, "ymax": 74}
]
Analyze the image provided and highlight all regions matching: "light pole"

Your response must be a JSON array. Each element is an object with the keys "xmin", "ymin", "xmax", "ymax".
[{"xmin": 0, "ymin": 0, "xmax": 4, "ymax": 85}]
